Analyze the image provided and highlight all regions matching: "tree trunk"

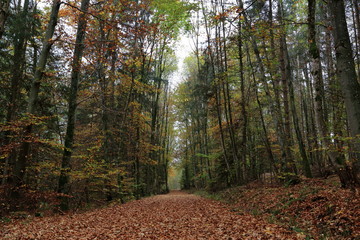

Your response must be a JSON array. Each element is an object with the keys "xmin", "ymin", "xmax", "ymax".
[
  {"xmin": 278, "ymin": 0, "xmax": 296, "ymax": 176},
  {"xmin": 246, "ymin": 44, "xmax": 278, "ymax": 175},
  {"xmin": 58, "ymin": 0, "xmax": 90, "ymax": 210},
  {"xmin": 308, "ymin": 0, "xmax": 348, "ymax": 181},
  {"xmin": 2, "ymin": 0, "xmax": 30, "ymax": 185},
  {"xmin": 288, "ymin": 61, "xmax": 312, "ymax": 178},
  {"xmin": 11, "ymin": 0, "xmax": 61, "ymax": 193},
  {"xmin": 237, "ymin": 0, "xmax": 247, "ymax": 184},
  {"xmin": 329, "ymin": 0, "xmax": 360, "ymax": 187}
]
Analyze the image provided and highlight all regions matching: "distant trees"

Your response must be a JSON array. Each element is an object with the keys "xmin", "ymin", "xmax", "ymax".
[
  {"xmin": 0, "ymin": 0, "xmax": 192, "ymax": 212},
  {"xmin": 175, "ymin": 0, "xmax": 360, "ymax": 190},
  {"xmin": 0, "ymin": 0, "xmax": 359, "ymax": 214}
]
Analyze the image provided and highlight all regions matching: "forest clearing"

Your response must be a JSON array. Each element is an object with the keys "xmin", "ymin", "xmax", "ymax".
[{"xmin": 1, "ymin": 0, "xmax": 360, "ymax": 238}]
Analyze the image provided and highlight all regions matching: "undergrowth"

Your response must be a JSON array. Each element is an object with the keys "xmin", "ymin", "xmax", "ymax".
[{"xmin": 195, "ymin": 175, "xmax": 359, "ymax": 240}]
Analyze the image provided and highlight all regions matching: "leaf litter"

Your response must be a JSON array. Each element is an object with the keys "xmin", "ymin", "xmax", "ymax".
[{"xmin": 1, "ymin": 191, "xmax": 299, "ymax": 239}]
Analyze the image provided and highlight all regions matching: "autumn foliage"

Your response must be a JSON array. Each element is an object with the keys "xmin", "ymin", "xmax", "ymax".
[
  {"xmin": 0, "ymin": 0, "xmax": 360, "ymax": 238},
  {"xmin": 1, "ymin": 191, "xmax": 301, "ymax": 239},
  {"xmin": 210, "ymin": 176, "xmax": 360, "ymax": 239}
]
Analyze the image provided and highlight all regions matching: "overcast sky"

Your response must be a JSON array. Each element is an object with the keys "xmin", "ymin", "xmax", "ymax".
[{"xmin": 169, "ymin": 35, "xmax": 194, "ymax": 90}]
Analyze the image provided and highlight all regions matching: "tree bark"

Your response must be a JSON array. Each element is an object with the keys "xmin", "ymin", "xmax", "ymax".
[
  {"xmin": 2, "ymin": 0, "xmax": 30, "ymax": 185},
  {"xmin": 12, "ymin": 0, "xmax": 61, "ymax": 192},
  {"xmin": 58, "ymin": 0, "xmax": 90, "ymax": 210},
  {"xmin": 308, "ymin": 0, "xmax": 349, "ymax": 181},
  {"xmin": 278, "ymin": 0, "xmax": 296, "ymax": 176},
  {"xmin": 329, "ymin": 0, "xmax": 360, "ymax": 187},
  {"xmin": 237, "ymin": 0, "xmax": 247, "ymax": 184}
]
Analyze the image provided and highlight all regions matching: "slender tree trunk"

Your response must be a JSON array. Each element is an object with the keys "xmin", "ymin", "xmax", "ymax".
[
  {"xmin": 58, "ymin": 0, "xmax": 90, "ymax": 210},
  {"xmin": 220, "ymin": 1, "xmax": 239, "ymax": 183},
  {"xmin": 161, "ymin": 82, "xmax": 170, "ymax": 193},
  {"xmin": 325, "ymin": 20, "xmax": 345, "ymax": 161},
  {"xmin": 11, "ymin": 0, "xmax": 61, "ymax": 193},
  {"xmin": 288, "ymin": 60, "xmax": 312, "ymax": 178},
  {"xmin": 300, "ymin": 78, "xmax": 315, "ymax": 166},
  {"xmin": 267, "ymin": 0, "xmax": 287, "ymax": 156},
  {"xmin": 278, "ymin": 0, "xmax": 296, "ymax": 175},
  {"xmin": 2, "ymin": 0, "xmax": 30, "ymax": 185},
  {"xmin": 308, "ymin": 0, "xmax": 348, "ymax": 180},
  {"xmin": 246, "ymin": 45, "xmax": 278, "ymax": 174},
  {"xmin": 237, "ymin": 0, "xmax": 247, "ymax": 184},
  {"xmin": 201, "ymin": 0, "xmax": 231, "ymax": 184},
  {"xmin": 308, "ymin": 0, "xmax": 327, "ymax": 142},
  {"xmin": 307, "ymin": 64, "xmax": 326, "ymax": 172},
  {"xmin": 6, "ymin": 0, "xmax": 29, "ymax": 124},
  {"xmin": 279, "ymin": 0, "xmax": 310, "ymax": 178},
  {"xmin": 215, "ymin": 84, "xmax": 231, "ymax": 183},
  {"xmin": 244, "ymin": 7, "xmax": 287, "ymax": 172}
]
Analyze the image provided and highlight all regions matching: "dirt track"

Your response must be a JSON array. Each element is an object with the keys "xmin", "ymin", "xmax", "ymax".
[{"xmin": 1, "ymin": 191, "xmax": 299, "ymax": 239}]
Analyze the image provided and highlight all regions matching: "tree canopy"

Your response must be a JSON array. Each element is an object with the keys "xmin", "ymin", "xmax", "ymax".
[{"xmin": 0, "ymin": 0, "xmax": 359, "ymax": 216}]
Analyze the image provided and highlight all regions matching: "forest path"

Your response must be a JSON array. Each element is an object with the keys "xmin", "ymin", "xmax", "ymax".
[{"xmin": 1, "ymin": 191, "xmax": 299, "ymax": 239}]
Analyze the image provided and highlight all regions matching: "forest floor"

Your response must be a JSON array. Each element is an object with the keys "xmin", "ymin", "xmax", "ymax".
[
  {"xmin": 1, "ymin": 177, "xmax": 359, "ymax": 239},
  {"xmin": 0, "ymin": 191, "xmax": 300, "ymax": 239},
  {"xmin": 195, "ymin": 175, "xmax": 360, "ymax": 240}
]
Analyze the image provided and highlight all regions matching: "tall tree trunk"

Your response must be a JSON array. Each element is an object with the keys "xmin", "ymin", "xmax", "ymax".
[
  {"xmin": 58, "ymin": 0, "xmax": 90, "ymax": 210},
  {"xmin": 215, "ymin": 83, "xmax": 231, "ymax": 183},
  {"xmin": 329, "ymin": 0, "xmax": 360, "ymax": 187},
  {"xmin": 303, "ymin": 65, "xmax": 322, "ymax": 171},
  {"xmin": 220, "ymin": 1, "xmax": 239, "ymax": 183},
  {"xmin": 308, "ymin": 0, "xmax": 348, "ymax": 180},
  {"xmin": 288, "ymin": 60, "xmax": 312, "ymax": 178},
  {"xmin": 246, "ymin": 44, "xmax": 278, "ymax": 175},
  {"xmin": 237, "ymin": 0, "xmax": 247, "ymax": 184},
  {"xmin": 308, "ymin": 0, "xmax": 327, "ymax": 143},
  {"xmin": 278, "ymin": 0, "xmax": 296, "ymax": 175},
  {"xmin": 267, "ymin": 0, "xmax": 287, "ymax": 156},
  {"xmin": 11, "ymin": 0, "xmax": 61, "ymax": 193},
  {"xmin": 2, "ymin": 0, "xmax": 30, "ymax": 185},
  {"xmin": 245, "ymin": 5, "xmax": 288, "ymax": 173},
  {"xmin": 161, "ymin": 82, "xmax": 170, "ymax": 193},
  {"xmin": 325, "ymin": 10, "xmax": 345, "ymax": 166},
  {"xmin": 201, "ymin": 0, "xmax": 231, "ymax": 184},
  {"xmin": 6, "ymin": 0, "xmax": 30, "ymax": 124}
]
